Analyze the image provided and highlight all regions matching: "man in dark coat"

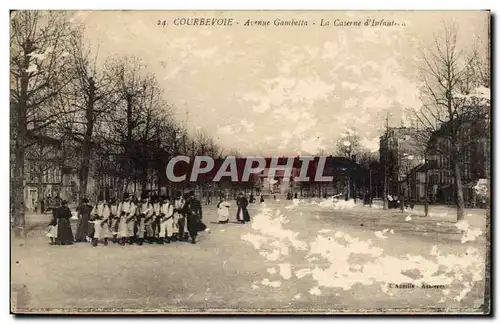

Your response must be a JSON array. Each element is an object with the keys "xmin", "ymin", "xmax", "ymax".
[
  {"xmin": 55, "ymin": 200, "xmax": 74, "ymax": 245},
  {"xmin": 182, "ymin": 191, "xmax": 203, "ymax": 244},
  {"xmin": 75, "ymin": 198, "xmax": 93, "ymax": 243},
  {"xmin": 236, "ymin": 192, "xmax": 250, "ymax": 224}
]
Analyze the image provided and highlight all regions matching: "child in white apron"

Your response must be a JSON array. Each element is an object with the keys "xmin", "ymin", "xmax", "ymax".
[{"xmin": 217, "ymin": 198, "xmax": 230, "ymax": 224}]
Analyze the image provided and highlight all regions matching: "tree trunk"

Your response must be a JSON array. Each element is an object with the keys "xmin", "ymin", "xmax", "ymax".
[
  {"xmin": 12, "ymin": 142, "xmax": 26, "ymax": 237},
  {"xmin": 12, "ymin": 53, "xmax": 30, "ymax": 237},
  {"xmin": 454, "ymin": 160, "xmax": 465, "ymax": 221},
  {"xmin": 383, "ymin": 167, "xmax": 388, "ymax": 210},
  {"xmin": 424, "ymin": 171, "xmax": 429, "ymax": 217},
  {"xmin": 36, "ymin": 182, "xmax": 43, "ymax": 214},
  {"xmin": 79, "ymin": 150, "xmax": 90, "ymax": 202},
  {"xmin": 78, "ymin": 78, "xmax": 95, "ymax": 203}
]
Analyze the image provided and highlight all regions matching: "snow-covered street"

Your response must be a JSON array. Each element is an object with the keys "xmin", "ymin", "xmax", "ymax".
[{"xmin": 11, "ymin": 199, "xmax": 487, "ymax": 313}]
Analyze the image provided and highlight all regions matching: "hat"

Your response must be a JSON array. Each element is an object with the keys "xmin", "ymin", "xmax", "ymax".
[
  {"xmin": 123, "ymin": 192, "xmax": 130, "ymax": 199},
  {"xmin": 61, "ymin": 200, "xmax": 68, "ymax": 206},
  {"xmin": 141, "ymin": 192, "xmax": 149, "ymax": 200},
  {"xmin": 98, "ymin": 192, "xmax": 104, "ymax": 202},
  {"xmin": 82, "ymin": 197, "xmax": 89, "ymax": 204}
]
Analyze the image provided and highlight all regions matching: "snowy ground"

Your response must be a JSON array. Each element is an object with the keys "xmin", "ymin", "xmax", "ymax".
[{"xmin": 11, "ymin": 199, "xmax": 488, "ymax": 314}]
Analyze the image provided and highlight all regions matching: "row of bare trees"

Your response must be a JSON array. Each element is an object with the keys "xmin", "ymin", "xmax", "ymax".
[
  {"xmin": 410, "ymin": 24, "xmax": 490, "ymax": 221},
  {"xmin": 333, "ymin": 24, "xmax": 490, "ymax": 221},
  {"xmin": 10, "ymin": 11, "xmax": 221, "ymax": 236}
]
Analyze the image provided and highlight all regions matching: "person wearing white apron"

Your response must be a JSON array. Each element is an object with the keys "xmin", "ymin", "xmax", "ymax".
[
  {"xmin": 90, "ymin": 197, "xmax": 112, "ymax": 246},
  {"xmin": 146, "ymin": 195, "xmax": 158, "ymax": 244},
  {"xmin": 172, "ymin": 193, "xmax": 186, "ymax": 241},
  {"xmin": 137, "ymin": 193, "xmax": 153, "ymax": 245},
  {"xmin": 158, "ymin": 196, "xmax": 174, "ymax": 244},
  {"xmin": 109, "ymin": 198, "xmax": 120, "ymax": 243},
  {"xmin": 117, "ymin": 193, "xmax": 137, "ymax": 245},
  {"xmin": 217, "ymin": 198, "xmax": 230, "ymax": 224},
  {"xmin": 151, "ymin": 196, "xmax": 161, "ymax": 243}
]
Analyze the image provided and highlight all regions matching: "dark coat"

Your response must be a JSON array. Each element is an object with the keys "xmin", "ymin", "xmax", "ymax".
[
  {"xmin": 183, "ymin": 198, "xmax": 205, "ymax": 234},
  {"xmin": 236, "ymin": 196, "xmax": 250, "ymax": 222},
  {"xmin": 55, "ymin": 206, "xmax": 74, "ymax": 244},
  {"xmin": 75, "ymin": 204, "xmax": 93, "ymax": 242}
]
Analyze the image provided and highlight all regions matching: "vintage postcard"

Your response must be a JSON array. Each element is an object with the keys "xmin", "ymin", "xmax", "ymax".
[{"xmin": 10, "ymin": 10, "xmax": 491, "ymax": 314}]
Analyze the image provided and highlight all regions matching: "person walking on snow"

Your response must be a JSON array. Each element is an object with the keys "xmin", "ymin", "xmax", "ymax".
[
  {"xmin": 236, "ymin": 192, "xmax": 250, "ymax": 224},
  {"xmin": 90, "ymin": 193, "xmax": 112, "ymax": 247},
  {"xmin": 158, "ymin": 195, "xmax": 175, "ymax": 244},
  {"xmin": 117, "ymin": 193, "xmax": 137, "ymax": 245},
  {"xmin": 217, "ymin": 196, "xmax": 230, "ymax": 224}
]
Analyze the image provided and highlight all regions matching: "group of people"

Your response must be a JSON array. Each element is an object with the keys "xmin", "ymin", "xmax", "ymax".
[
  {"xmin": 47, "ymin": 191, "xmax": 205, "ymax": 246},
  {"xmin": 216, "ymin": 192, "xmax": 251, "ymax": 224}
]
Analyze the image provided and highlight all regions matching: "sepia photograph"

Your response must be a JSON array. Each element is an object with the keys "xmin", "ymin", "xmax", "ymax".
[{"xmin": 9, "ymin": 9, "xmax": 491, "ymax": 314}]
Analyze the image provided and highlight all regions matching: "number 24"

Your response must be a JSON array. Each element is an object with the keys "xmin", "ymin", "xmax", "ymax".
[{"xmin": 157, "ymin": 20, "xmax": 167, "ymax": 27}]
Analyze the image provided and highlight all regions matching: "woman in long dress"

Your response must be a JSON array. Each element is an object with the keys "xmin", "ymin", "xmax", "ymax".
[
  {"xmin": 55, "ymin": 200, "xmax": 74, "ymax": 245},
  {"xmin": 236, "ymin": 193, "xmax": 250, "ymax": 224},
  {"xmin": 75, "ymin": 198, "xmax": 93, "ymax": 243},
  {"xmin": 217, "ymin": 197, "xmax": 230, "ymax": 224}
]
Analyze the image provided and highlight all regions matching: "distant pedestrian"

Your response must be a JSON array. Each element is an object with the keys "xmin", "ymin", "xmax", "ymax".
[
  {"xmin": 260, "ymin": 195, "xmax": 264, "ymax": 203},
  {"xmin": 236, "ymin": 192, "xmax": 250, "ymax": 224},
  {"xmin": 217, "ymin": 196, "xmax": 230, "ymax": 224},
  {"xmin": 54, "ymin": 200, "xmax": 74, "ymax": 245}
]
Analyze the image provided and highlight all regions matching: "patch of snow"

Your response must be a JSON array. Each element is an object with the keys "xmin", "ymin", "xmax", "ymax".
[
  {"xmin": 295, "ymin": 268, "xmax": 312, "ymax": 279},
  {"xmin": 261, "ymin": 278, "xmax": 282, "ymax": 288},
  {"xmin": 279, "ymin": 263, "xmax": 292, "ymax": 280},
  {"xmin": 374, "ymin": 231, "xmax": 388, "ymax": 239}
]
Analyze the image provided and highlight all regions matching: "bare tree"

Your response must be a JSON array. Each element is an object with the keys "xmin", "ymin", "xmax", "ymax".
[
  {"xmin": 335, "ymin": 131, "xmax": 360, "ymax": 159},
  {"xmin": 103, "ymin": 56, "xmax": 152, "ymax": 194},
  {"xmin": 55, "ymin": 28, "xmax": 118, "ymax": 203},
  {"xmin": 10, "ymin": 11, "xmax": 75, "ymax": 235},
  {"xmin": 412, "ymin": 24, "xmax": 490, "ymax": 221}
]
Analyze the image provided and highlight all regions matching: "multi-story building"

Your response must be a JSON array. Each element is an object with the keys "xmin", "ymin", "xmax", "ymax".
[
  {"xmin": 425, "ymin": 117, "xmax": 489, "ymax": 205},
  {"xmin": 379, "ymin": 127, "xmax": 424, "ymax": 198},
  {"xmin": 23, "ymin": 132, "xmax": 64, "ymax": 211}
]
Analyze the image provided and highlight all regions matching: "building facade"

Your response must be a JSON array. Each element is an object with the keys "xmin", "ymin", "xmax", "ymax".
[
  {"xmin": 424, "ymin": 117, "xmax": 488, "ymax": 205},
  {"xmin": 379, "ymin": 127, "xmax": 425, "ymax": 198},
  {"xmin": 22, "ymin": 132, "xmax": 64, "ymax": 211}
]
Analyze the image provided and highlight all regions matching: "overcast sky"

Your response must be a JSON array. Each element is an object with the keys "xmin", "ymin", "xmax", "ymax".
[{"xmin": 74, "ymin": 10, "xmax": 489, "ymax": 156}]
